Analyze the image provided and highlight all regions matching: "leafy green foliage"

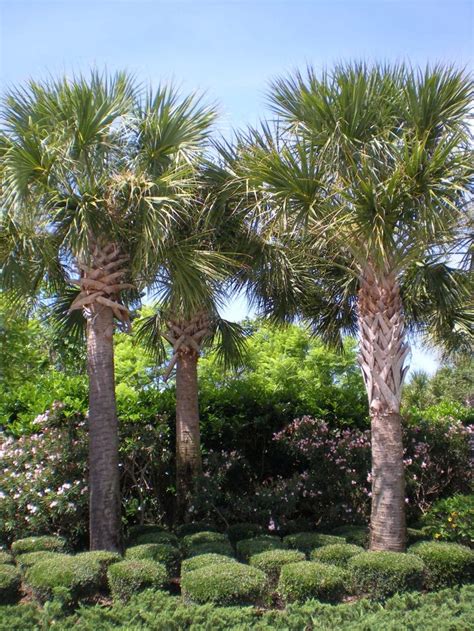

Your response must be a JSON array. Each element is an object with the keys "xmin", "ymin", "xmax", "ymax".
[
  {"xmin": 11, "ymin": 536, "xmax": 66, "ymax": 556},
  {"xmin": 409, "ymin": 541, "xmax": 474, "ymax": 590},
  {"xmin": 347, "ymin": 551, "xmax": 425, "ymax": 600},
  {"xmin": 249, "ymin": 549, "xmax": 305, "ymax": 584},
  {"xmin": 278, "ymin": 561, "xmax": 347, "ymax": 603},
  {"xmin": 175, "ymin": 522, "xmax": 218, "ymax": 538},
  {"xmin": 15, "ymin": 552, "xmax": 68, "ymax": 571},
  {"xmin": 0, "ymin": 565, "xmax": 21, "ymax": 604},
  {"xmin": 181, "ymin": 531, "xmax": 228, "ymax": 552},
  {"xmin": 107, "ymin": 560, "xmax": 167, "ymax": 602},
  {"xmin": 226, "ymin": 523, "xmax": 265, "ymax": 544},
  {"xmin": 236, "ymin": 536, "xmax": 286, "ymax": 562},
  {"xmin": 421, "ymin": 495, "xmax": 474, "ymax": 546},
  {"xmin": 0, "ymin": 553, "xmax": 13, "ymax": 565},
  {"xmin": 130, "ymin": 532, "xmax": 178, "ymax": 547},
  {"xmin": 310, "ymin": 543, "xmax": 364, "ymax": 567},
  {"xmin": 330, "ymin": 526, "xmax": 369, "ymax": 548},
  {"xmin": 283, "ymin": 533, "xmax": 346, "ymax": 556},
  {"xmin": 125, "ymin": 544, "xmax": 181, "ymax": 578},
  {"xmin": 186, "ymin": 541, "xmax": 235, "ymax": 558},
  {"xmin": 181, "ymin": 553, "xmax": 237, "ymax": 576},
  {"xmin": 181, "ymin": 562, "xmax": 267, "ymax": 606}
]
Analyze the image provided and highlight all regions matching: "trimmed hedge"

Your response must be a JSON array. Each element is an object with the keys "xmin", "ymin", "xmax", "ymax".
[
  {"xmin": 11, "ymin": 536, "xmax": 66, "ymax": 556},
  {"xmin": 182, "ymin": 531, "xmax": 228, "ymax": 551},
  {"xmin": 107, "ymin": 560, "xmax": 167, "ymax": 602},
  {"xmin": 330, "ymin": 525, "xmax": 369, "ymax": 548},
  {"xmin": 130, "ymin": 531, "xmax": 179, "ymax": 547},
  {"xmin": 310, "ymin": 543, "xmax": 364, "ymax": 567},
  {"xmin": 185, "ymin": 541, "xmax": 235, "ymax": 558},
  {"xmin": 15, "ymin": 551, "xmax": 67, "ymax": 571},
  {"xmin": 181, "ymin": 562, "xmax": 267, "ymax": 606},
  {"xmin": 74, "ymin": 551, "xmax": 122, "ymax": 587},
  {"xmin": 25, "ymin": 554, "xmax": 103, "ymax": 602},
  {"xmin": 236, "ymin": 536, "xmax": 286, "ymax": 562},
  {"xmin": 226, "ymin": 523, "xmax": 265, "ymax": 544},
  {"xmin": 409, "ymin": 541, "xmax": 474, "ymax": 589},
  {"xmin": 0, "ymin": 564, "xmax": 21, "ymax": 604},
  {"xmin": 284, "ymin": 532, "xmax": 346, "ymax": 556},
  {"xmin": 175, "ymin": 523, "xmax": 218, "ymax": 538},
  {"xmin": 348, "ymin": 551, "xmax": 425, "ymax": 599},
  {"xmin": 127, "ymin": 524, "xmax": 168, "ymax": 540},
  {"xmin": 249, "ymin": 549, "xmax": 305, "ymax": 584},
  {"xmin": 278, "ymin": 561, "xmax": 347, "ymax": 603},
  {"xmin": 0, "ymin": 551, "xmax": 13, "ymax": 565},
  {"xmin": 181, "ymin": 553, "xmax": 238, "ymax": 576},
  {"xmin": 125, "ymin": 544, "xmax": 181, "ymax": 577}
]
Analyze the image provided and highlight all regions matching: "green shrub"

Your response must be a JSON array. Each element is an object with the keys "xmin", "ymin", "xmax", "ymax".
[
  {"xmin": 407, "ymin": 527, "xmax": 431, "ymax": 544},
  {"xmin": 25, "ymin": 554, "xmax": 103, "ymax": 602},
  {"xmin": 181, "ymin": 553, "xmax": 238, "ymax": 576},
  {"xmin": 249, "ymin": 549, "xmax": 305, "ymax": 584},
  {"xmin": 284, "ymin": 532, "xmax": 346, "ymax": 556},
  {"xmin": 127, "ymin": 524, "xmax": 168, "ymax": 540},
  {"xmin": 277, "ymin": 518, "xmax": 314, "ymax": 536},
  {"xmin": 226, "ymin": 523, "xmax": 265, "ymax": 544},
  {"xmin": 182, "ymin": 531, "xmax": 228, "ymax": 551},
  {"xmin": 0, "ymin": 565, "xmax": 21, "ymax": 604},
  {"xmin": 130, "ymin": 531, "xmax": 179, "ymax": 547},
  {"xmin": 15, "ymin": 551, "xmax": 67, "ymax": 570},
  {"xmin": 74, "ymin": 551, "xmax": 122, "ymax": 587},
  {"xmin": 125, "ymin": 544, "xmax": 181, "ymax": 577},
  {"xmin": 175, "ymin": 522, "xmax": 218, "ymax": 538},
  {"xmin": 107, "ymin": 560, "xmax": 167, "ymax": 602},
  {"xmin": 278, "ymin": 561, "xmax": 347, "ymax": 603},
  {"xmin": 409, "ymin": 541, "xmax": 474, "ymax": 589},
  {"xmin": 236, "ymin": 536, "xmax": 286, "ymax": 561},
  {"xmin": 348, "ymin": 551, "xmax": 425, "ymax": 599},
  {"xmin": 186, "ymin": 541, "xmax": 235, "ymax": 558},
  {"xmin": 331, "ymin": 525, "xmax": 369, "ymax": 548},
  {"xmin": 422, "ymin": 494, "xmax": 474, "ymax": 546},
  {"xmin": 11, "ymin": 535, "xmax": 66, "ymax": 556},
  {"xmin": 311, "ymin": 543, "xmax": 364, "ymax": 567},
  {"xmin": 0, "ymin": 551, "xmax": 13, "ymax": 565},
  {"xmin": 181, "ymin": 562, "xmax": 267, "ymax": 605}
]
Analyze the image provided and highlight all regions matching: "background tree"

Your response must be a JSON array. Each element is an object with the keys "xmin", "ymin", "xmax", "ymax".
[
  {"xmin": 0, "ymin": 72, "xmax": 216, "ymax": 549},
  {"xmin": 229, "ymin": 64, "xmax": 473, "ymax": 550}
]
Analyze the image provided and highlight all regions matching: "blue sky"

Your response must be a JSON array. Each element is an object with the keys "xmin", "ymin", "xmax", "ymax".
[{"xmin": 1, "ymin": 0, "xmax": 472, "ymax": 373}]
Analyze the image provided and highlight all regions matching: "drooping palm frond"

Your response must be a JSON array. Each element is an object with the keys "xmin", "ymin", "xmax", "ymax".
[
  {"xmin": 203, "ymin": 317, "xmax": 249, "ymax": 371},
  {"xmin": 134, "ymin": 307, "xmax": 169, "ymax": 366}
]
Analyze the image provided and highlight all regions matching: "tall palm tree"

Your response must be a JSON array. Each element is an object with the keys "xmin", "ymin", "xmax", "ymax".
[
  {"xmin": 228, "ymin": 64, "xmax": 472, "ymax": 550},
  {"xmin": 0, "ymin": 72, "xmax": 216, "ymax": 550}
]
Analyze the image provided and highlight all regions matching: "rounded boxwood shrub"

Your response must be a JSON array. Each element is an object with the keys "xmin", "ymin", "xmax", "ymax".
[
  {"xmin": 284, "ymin": 532, "xmax": 346, "ymax": 556},
  {"xmin": 75, "ymin": 551, "xmax": 122, "ymax": 587},
  {"xmin": 107, "ymin": 560, "xmax": 167, "ymax": 602},
  {"xmin": 310, "ymin": 543, "xmax": 365, "ymax": 567},
  {"xmin": 236, "ymin": 536, "xmax": 286, "ymax": 562},
  {"xmin": 0, "ymin": 551, "xmax": 13, "ymax": 565},
  {"xmin": 181, "ymin": 553, "xmax": 238, "ymax": 576},
  {"xmin": 25, "ymin": 554, "xmax": 103, "ymax": 602},
  {"xmin": 175, "ymin": 522, "xmax": 218, "ymax": 538},
  {"xmin": 249, "ymin": 549, "xmax": 305, "ymax": 584},
  {"xmin": 226, "ymin": 523, "xmax": 265, "ymax": 544},
  {"xmin": 186, "ymin": 541, "xmax": 235, "ymax": 558},
  {"xmin": 182, "ymin": 531, "xmax": 228, "ymax": 551},
  {"xmin": 125, "ymin": 544, "xmax": 181, "ymax": 577},
  {"xmin": 278, "ymin": 561, "xmax": 347, "ymax": 603},
  {"xmin": 130, "ymin": 531, "xmax": 179, "ymax": 547},
  {"xmin": 277, "ymin": 518, "xmax": 314, "ymax": 536},
  {"xmin": 348, "ymin": 551, "xmax": 425, "ymax": 600},
  {"xmin": 409, "ymin": 541, "xmax": 474, "ymax": 589},
  {"xmin": 128, "ymin": 524, "xmax": 168, "ymax": 540},
  {"xmin": 181, "ymin": 562, "xmax": 267, "ymax": 605},
  {"xmin": 16, "ymin": 551, "xmax": 68, "ymax": 571},
  {"xmin": 331, "ymin": 525, "xmax": 369, "ymax": 548},
  {"xmin": 0, "ymin": 564, "xmax": 21, "ymax": 604},
  {"xmin": 11, "ymin": 535, "xmax": 66, "ymax": 556}
]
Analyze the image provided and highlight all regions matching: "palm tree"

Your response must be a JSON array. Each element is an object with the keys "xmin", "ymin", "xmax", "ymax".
[
  {"xmin": 0, "ymin": 72, "xmax": 216, "ymax": 550},
  {"xmin": 228, "ymin": 64, "xmax": 472, "ymax": 550}
]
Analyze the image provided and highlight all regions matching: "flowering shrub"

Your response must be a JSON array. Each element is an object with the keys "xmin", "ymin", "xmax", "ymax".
[{"xmin": 421, "ymin": 495, "xmax": 474, "ymax": 546}]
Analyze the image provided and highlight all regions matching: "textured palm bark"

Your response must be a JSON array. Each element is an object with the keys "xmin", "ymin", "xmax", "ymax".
[
  {"xmin": 87, "ymin": 303, "xmax": 122, "ymax": 552},
  {"xmin": 358, "ymin": 267, "xmax": 409, "ymax": 552},
  {"xmin": 175, "ymin": 350, "xmax": 202, "ymax": 522}
]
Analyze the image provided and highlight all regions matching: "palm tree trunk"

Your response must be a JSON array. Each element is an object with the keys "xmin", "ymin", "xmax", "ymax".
[
  {"xmin": 358, "ymin": 267, "xmax": 410, "ymax": 551},
  {"xmin": 175, "ymin": 350, "xmax": 202, "ymax": 522},
  {"xmin": 87, "ymin": 303, "xmax": 122, "ymax": 552}
]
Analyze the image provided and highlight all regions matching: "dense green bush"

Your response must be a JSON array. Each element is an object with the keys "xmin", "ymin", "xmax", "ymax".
[
  {"xmin": 185, "ymin": 541, "xmax": 234, "ymax": 558},
  {"xmin": 127, "ymin": 524, "xmax": 168, "ymax": 541},
  {"xmin": 25, "ymin": 554, "xmax": 104, "ymax": 602},
  {"xmin": 348, "ymin": 551, "xmax": 425, "ymax": 600},
  {"xmin": 74, "ymin": 552, "xmax": 122, "ymax": 587},
  {"xmin": 0, "ymin": 565, "xmax": 21, "ymax": 604},
  {"xmin": 181, "ymin": 562, "xmax": 267, "ymax": 605},
  {"xmin": 11, "ymin": 536, "xmax": 66, "ymax": 556},
  {"xmin": 182, "ymin": 531, "xmax": 228, "ymax": 552},
  {"xmin": 125, "ymin": 544, "xmax": 181, "ymax": 577},
  {"xmin": 236, "ymin": 536, "xmax": 286, "ymax": 561},
  {"xmin": 130, "ymin": 531, "xmax": 178, "ymax": 547},
  {"xmin": 407, "ymin": 527, "xmax": 431, "ymax": 544},
  {"xmin": 181, "ymin": 553, "xmax": 238, "ymax": 576},
  {"xmin": 249, "ymin": 549, "xmax": 305, "ymax": 584},
  {"xmin": 226, "ymin": 523, "xmax": 264, "ymax": 544},
  {"xmin": 107, "ymin": 560, "xmax": 167, "ymax": 602},
  {"xmin": 15, "ymin": 551, "xmax": 67, "ymax": 571},
  {"xmin": 278, "ymin": 561, "xmax": 347, "ymax": 603},
  {"xmin": 330, "ymin": 525, "xmax": 369, "ymax": 548},
  {"xmin": 409, "ymin": 541, "xmax": 474, "ymax": 589},
  {"xmin": 284, "ymin": 532, "xmax": 346, "ymax": 556},
  {"xmin": 175, "ymin": 522, "xmax": 218, "ymax": 538},
  {"xmin": 310, "ymin": 543, "xmax": 364, "ymax": 567},
  {"xmin": 422, "ymin": 494, "xmax": 474, "ymax": 546},
  {"xmin": 0, "ymin": 552, "xmax": 13, "ymax": 565}
]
